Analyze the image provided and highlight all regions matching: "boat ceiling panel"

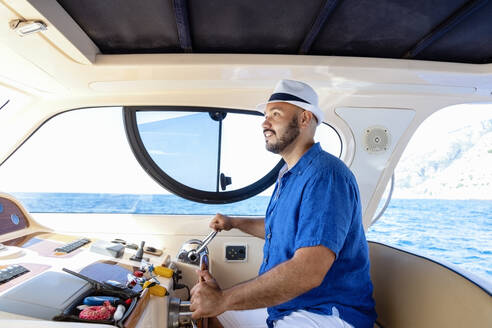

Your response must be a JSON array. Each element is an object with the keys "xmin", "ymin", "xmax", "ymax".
[
  {"xmin": 188, "ymin": 0, "xmax": 324, "ymax": 54},
  {"xmin": 56, "ymin": 0, "xmax": 181, "ymax": 53},
  {"xmin": 415, "ymin": 2, "xmax": 492, "ymax": 64},
  {"xmin": 310, "ymin": 0, "xmax": 468, "ymax": 58},
  {"xmin": 53, "ymin": 0, "xmax": 491, "ymax": 64}
]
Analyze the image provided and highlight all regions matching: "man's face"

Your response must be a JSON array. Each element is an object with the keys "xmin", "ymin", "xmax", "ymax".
[{"xmin": 262, "ymin": 102, "xmax": 302, "ymax": 154}]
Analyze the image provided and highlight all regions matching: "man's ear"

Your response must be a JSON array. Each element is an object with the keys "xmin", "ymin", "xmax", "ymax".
[{"xmin": 301, "ymin": 110, "xmax": 315, "ymax": 127}]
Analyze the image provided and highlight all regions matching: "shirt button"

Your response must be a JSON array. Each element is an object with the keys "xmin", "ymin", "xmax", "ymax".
[{"xmin": 267, "ymin": 233, "xmax": 271, "ymax": 239}]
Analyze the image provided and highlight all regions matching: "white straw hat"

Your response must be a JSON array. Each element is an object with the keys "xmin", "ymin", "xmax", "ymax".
[{"xmin": 257, "ymin": 79, "xmax": 324, "ymax": 126}]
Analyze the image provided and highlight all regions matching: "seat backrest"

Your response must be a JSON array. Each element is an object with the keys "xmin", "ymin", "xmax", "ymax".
[{"xmin": 369, "ymin": 241, "xmax": 492, "ymax": 327}]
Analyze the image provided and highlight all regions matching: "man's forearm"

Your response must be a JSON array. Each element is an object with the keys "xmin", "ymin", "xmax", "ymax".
[
  {"xmin": 231, "ymin": 217, "xmax": 265, "ymax": 239},
  {"xmin": 189, "ymin": 246, "xmax": 334, "ymax": 319},
  {"xmin": 221, "ymin": 250, "xmax": 324, "ymax": 310}
]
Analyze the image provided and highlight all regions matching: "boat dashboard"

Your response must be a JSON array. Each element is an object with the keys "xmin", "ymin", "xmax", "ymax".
[{"xmin": 0, "ymin": 193, "xmax": 202, "ymax": 328}]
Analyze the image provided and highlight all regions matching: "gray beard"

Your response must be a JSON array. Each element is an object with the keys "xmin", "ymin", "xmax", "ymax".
[{"xmin": 266, "ymin": 116, "xmax": 300, "ymax": 154}]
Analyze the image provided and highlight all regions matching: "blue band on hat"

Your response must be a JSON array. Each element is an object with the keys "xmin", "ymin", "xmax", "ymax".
[{"xmin": 268, "ymin": 93, "xmax": 310, "ymax": 104}]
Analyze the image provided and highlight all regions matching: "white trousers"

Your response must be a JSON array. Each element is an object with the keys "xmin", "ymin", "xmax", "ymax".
[{"xmin": 218, "ymin": 307, "xmax": 354, "ymax": 328}]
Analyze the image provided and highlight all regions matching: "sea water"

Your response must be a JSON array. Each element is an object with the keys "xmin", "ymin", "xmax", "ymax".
[
  {"xmin": 366, "ymin": 199, "xmax": 491, "ymax": 284},
  {"xmin": 12, "ymin": 193, "xmax": 492, "ymax": 284}
]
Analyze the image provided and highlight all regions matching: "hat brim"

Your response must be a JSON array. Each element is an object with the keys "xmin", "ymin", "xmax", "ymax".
[{"xmin": 256, "ymin": 100, "xmax": 324, "ymax": 126}]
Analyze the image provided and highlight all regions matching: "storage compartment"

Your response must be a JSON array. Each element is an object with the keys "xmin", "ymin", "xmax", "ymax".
[
  {"xmin": 54, "ymin": 294, "xmax": 138, "ymax": 326},
  {"xmin": 0, "ymin": 266, "xmax": 146, "ymax": 327},
  {"xmin": 52, "ymin": 268, "xmax": 140, "ymax": 327}
]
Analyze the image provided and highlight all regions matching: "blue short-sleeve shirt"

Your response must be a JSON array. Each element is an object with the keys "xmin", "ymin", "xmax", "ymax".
[{"xmin": 259, "ymin": 143, "xmax": 377, "ymax": 328}]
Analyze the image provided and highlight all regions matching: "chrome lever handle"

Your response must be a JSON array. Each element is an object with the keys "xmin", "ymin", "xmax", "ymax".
[
  {"xmin": 187, "ymin": 231, "xmax": 217, "ymax": 262},
  {"xmin": 195, "ymin": 231, "xmax": 217, "ymax": 254}
]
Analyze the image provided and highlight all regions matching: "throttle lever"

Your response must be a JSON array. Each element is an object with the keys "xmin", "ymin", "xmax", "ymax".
[{"xmin": 187, "ymin": 231, "xmax": 217, "ymax": 262}]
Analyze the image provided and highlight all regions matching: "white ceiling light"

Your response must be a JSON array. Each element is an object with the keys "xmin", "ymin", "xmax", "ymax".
[{"xmin": 9, "ymin": 19, "xmax": 47, "ymax": 37}]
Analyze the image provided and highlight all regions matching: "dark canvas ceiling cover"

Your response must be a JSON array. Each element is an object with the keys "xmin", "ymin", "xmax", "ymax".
[{"xmin": 56, "ymin": 0, "xmax": 492, "ymax": 64}]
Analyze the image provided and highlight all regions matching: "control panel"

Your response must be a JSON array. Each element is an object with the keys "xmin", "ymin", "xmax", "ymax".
[
  {"xmin": 0, "ymin": 264, "xmax": 29, "ymax": 285},
  {"xmin": 54, "ymin": 238, "xmax": 91, "ymax": 254},
  {"xmin": 224, "ymin": 244, "xmax": 247, "ymax": 262}
]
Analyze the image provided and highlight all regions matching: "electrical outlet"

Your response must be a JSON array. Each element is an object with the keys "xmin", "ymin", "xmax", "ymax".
[{"xmin": 224, "ymin": 244, "xmax": 247, "ymax": 262}]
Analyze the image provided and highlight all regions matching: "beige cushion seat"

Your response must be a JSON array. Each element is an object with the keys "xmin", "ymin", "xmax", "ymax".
[{"xmin": 369, "ymin": 241, "xmax": 492, "ymax": 327}]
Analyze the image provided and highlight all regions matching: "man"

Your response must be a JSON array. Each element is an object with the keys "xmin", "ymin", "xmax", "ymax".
[{"xmin": 190, "ymin": 80, "xmax": 376, "ymax": 328}]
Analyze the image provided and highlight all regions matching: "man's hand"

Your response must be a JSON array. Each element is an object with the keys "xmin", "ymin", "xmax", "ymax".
[
  {"xmin": 210, "ymin": 214, "xmax": 265, "ymax": 239},
  {"xmin": 190, "ymin": 270, "xmax": 225, "ymax": 319},
  {"xmin": 210, "ymin": 213, "xmax": 234, "ymax": 232}
]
